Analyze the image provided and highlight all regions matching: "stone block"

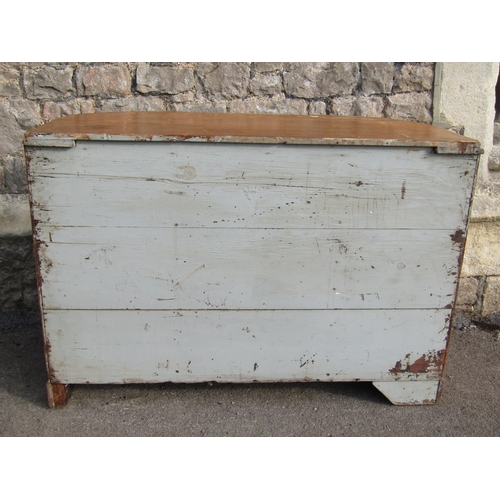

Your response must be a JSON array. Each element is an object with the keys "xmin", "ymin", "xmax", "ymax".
[
  {"xmin": 228, "ymin": 98, "xmax": 307, "ymax": 115},
  {"xmin": 254, "ymin": 63, "xmax": 283, "ymax": 73},
  {"xmin": 385, "ymin": 92, "xmax": 432, "ymax": 123},
  {"xmin": 438, "ymin": 63, "xmax": 497, "ymax": 184},
  {"xmin": 455, "ymin": 276, "xmax": 479, "ymax": 312},
  {"xmin": 196, "ymin": 63, "xmax": 250, "ymax": 99},
  {"xmin": 330, "ymin": 95, "xmax": 385, "ymax": 117},
  {"xmin": 482, "ymin": 276, "xmax": 500, "ymax": 315},
  {"xmin": 2, "ymin": 156, "xmax": 27, "ymax": 194},
  {"xmin": 42, "ymin": 99, "xmax": 95, "ymax": 121},
  {"xmin": 168, "ymin": 92, "xmax": 195, "ymax": 103},
  {"xmin": 394, "ymin": 63, "xmax": 434, "ymax": 92},
  {"xmin": 352, "ymin": 96, "xmax": 385, "ymax": 117},
  {"xmin": 488, "ymin": 144, "xmax": 500, "ymax": 171},
  {"xmin": 361, "ymin": 63, "xmax": 394, "ymax": 94},
  {"xmin": 462, "ymin": 220, "xmax": 500, "ymax": 277},
  {"xmin": 309, "ymin": 101, "xmax": 327, "ymax": 115},
  {"xmin": 469, "ymin": 184, "xmax": 500, "ymax": 221},
  {"xmin": 24, "ymin": 66, "xmax": 74, "ymax": 99},
  {"xmin": 0, "ymin": 194, "xmax": 32, "ymax": 237},
  {"xmin": 250, "ymin": 73, "xmax": 283, "ymax": 96},
  {"xmin": 99, "ymin": 97, "xmax": 165, "ymax": 112},
  {"xmin": 284, "ymin": 63, "xmax": 359, "ymax": 98},
  {"xmin": 169, "ymin": 102, "xmax": 227, "ymax": 113},
  {"xmin": 136, "ymin": 65, "xmax": 195, "ymax": 95},
  {"xmin": 0, "ymin": 64, "xmax": 21, "ymax": 97},
  {"xmin": 76, "ymin": 64, "xmax": 131, "ymax": 97},
  {"xmin": 0, "ymin": 99, "xmax": 40, "ymax": 156},
  {"xmin": 330, "ymin": 96, "xmax": 356, "ymax": 116}
]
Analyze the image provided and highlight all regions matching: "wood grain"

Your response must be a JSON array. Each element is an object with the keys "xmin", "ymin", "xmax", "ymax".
[
  {"xmin": 24, "ymin": 111, "xmax": 481, "ymax": 154},
  {"xmin": 25, "ymin": 116, "xmax": 478, "ymax": 404},
  {"xmin": 44, "ymin": 309, "xmax": 451, "ymax": 384},
  {"xmin": 36, "ymin": 227, "xmax": 461, "ymax": 310},
  {"xmin": 29, "ymin": 142, "xmax": 476, "ymax": 230}
]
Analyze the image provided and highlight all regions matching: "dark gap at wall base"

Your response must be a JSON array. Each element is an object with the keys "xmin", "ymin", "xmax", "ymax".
[{"xmin": 0, "ymin": 236, "xmax": 38, "ymax": 312}]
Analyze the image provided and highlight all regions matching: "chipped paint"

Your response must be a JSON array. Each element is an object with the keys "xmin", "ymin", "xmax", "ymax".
[
  {"xmin": 390, "ymin": 350, "xmax": 446, "ymax": 375},
  {"xmin": 24, "ymin": 113, "xmax": 481, "ymax": 407},
  {"xmin": 450, "ymin": 229, "xmax": 465, "ymax": 244}
]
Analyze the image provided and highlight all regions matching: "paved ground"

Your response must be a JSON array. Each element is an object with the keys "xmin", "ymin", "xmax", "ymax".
[{"xmin": 1, "ymin": 312, "xmax": 499, "ymax": 437}]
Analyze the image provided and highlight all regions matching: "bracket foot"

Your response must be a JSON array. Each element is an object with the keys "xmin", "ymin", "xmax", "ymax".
[
  {"xmin": 46, "ymin": 382, "xmax": 71, "ymax": 408},
  {"xmin": 373, "ymin": 380, "xmax": 441, "ymax": 405}
]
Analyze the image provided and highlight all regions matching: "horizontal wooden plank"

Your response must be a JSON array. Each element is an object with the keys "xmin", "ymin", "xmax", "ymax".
[
  {"xmin": 44, "ymin": 309, "xmax": 451, "ymax": 384},
  {"xmin": 24, "ymin": 112, "xmax": 482, "ymax": 154},
  {"xmin": 29, "ymin": 142, "xmax": 476, "ymax": 229},
  {"xmin": 37, "ymin": 227, "xmax": 461, "ymax": 310}
]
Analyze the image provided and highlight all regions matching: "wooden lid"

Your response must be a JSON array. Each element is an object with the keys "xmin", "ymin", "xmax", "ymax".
[{"xmin": 24, "ymin": 111, "xmax": 482, "ymax": 154}]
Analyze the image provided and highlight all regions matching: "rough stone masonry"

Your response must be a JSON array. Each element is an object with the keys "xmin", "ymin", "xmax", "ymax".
[{"xmin": 1, "ymin": 62, "xmax": 435, "ymax": 311}]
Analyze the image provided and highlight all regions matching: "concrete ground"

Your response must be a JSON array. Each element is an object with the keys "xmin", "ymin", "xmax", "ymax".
[{"xmin": 1, "ymin": 312, "xmax": 499, "ymax": 437}]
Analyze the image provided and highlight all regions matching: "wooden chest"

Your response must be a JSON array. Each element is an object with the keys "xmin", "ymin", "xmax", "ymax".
[{"xmin": 24, "ymin": 112, "xmax": 481, "ymax": 407}]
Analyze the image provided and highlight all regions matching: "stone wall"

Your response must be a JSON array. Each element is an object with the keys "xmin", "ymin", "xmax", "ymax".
[{"xmin": 0, "ymin": 62, "xmax": 435, "ymax": 311}]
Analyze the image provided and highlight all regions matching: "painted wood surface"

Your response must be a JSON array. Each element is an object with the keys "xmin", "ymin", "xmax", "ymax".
[
  {"xmin": 37, "ymin": 227, "xmax": 461, "ymax": 310},
  {"xmin": 372, "ymin": 381, "xmax": 441, "ymax": 405},
  {"xmin": 44, "ymin": 309, "xmax": 450, "ymax": 384},
  {"xmin": 25, "ymin": 130, "xmax": 479, "ymax": 404},
  {"xmin": 29, "ymin": 143, "xmax": 476, "ymax": 230},
  {"xmin": 24, "ymin": 111, "xmax": 482, "ymax": 154}
]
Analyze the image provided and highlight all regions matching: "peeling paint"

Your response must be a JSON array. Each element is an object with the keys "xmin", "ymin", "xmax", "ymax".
[
  {"xmin": 390, "ymin": 350, "xmax": 445, "ymax": 375},
  {"xmin": 450, "ymin": 229, "xmax": 465, "ymax": 244}
]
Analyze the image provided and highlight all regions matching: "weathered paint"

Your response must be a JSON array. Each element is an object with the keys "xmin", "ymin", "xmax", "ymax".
[
  {"xmin": 44, "ymin": 309, "xmax": 449, "ymax": 384},
  {"xmin": 24, "ymin": 112, "xmax": 481, "ymax": 407},
  {"xmin": 35, "ymin": 227, "xmax": 462, "ymax": 311},
  {"xmin": 27, "ymin": 142, "xmax": 476, "ymax": 230}
]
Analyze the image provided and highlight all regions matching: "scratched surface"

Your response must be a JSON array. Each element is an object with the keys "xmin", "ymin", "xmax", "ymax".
[
  {"xmin": 28, "ymin": 143, "xmax": 476, "ymax": 229},
  {"xmin": 24, "ymin": 111, "xmax": 482, "ymax": 155},
  {"xmin": 43, "ymin": 309, "xmax": 450, "ymax": 384},
  {"xmin": 25, "ymin": 123, "xmax": 479, "ymax": 405},
  {"xmin": 36, "ymin": 227, "xmax": 461, "ymax": 310}
]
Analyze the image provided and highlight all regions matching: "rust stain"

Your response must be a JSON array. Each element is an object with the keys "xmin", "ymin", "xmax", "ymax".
[
  {"xmin": 401, "ymin": 181, "xmax": 406, "ymax": 200},
  {"xmin": 390, "ymin": 350, "xmax": 445, "ymax": 375},
  {"xmin": 44, "ymin": 336, "xmax": 52, "ymax": 355}
]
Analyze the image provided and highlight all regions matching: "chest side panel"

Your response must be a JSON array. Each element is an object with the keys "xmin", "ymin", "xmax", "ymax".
[
  {"xmin": 36, "ymin": 226, "xmax": 461, "ymax": 310},
  {"xmin": 26, "ymin": 140, "xmax": 476, "ymax": 385},
  {"xmin": 44, "ymin": 309, "xmax": 451, "ymax": 384},
  {"xmin": 28, "ymin": 142, "xmax": 475, "ymax": 230}
]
